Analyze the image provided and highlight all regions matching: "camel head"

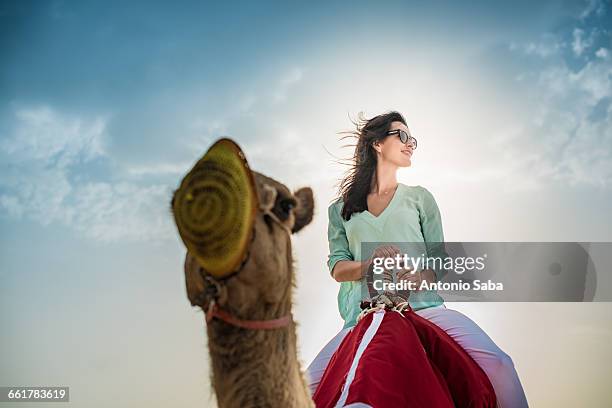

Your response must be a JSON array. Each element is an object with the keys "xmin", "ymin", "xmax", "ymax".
[{"xmin": 171, "ymin": 138, "xmax": 315, "ymax": 323}]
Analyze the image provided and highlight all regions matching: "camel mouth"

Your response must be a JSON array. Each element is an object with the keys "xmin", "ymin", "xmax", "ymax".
[{"xmin": 172, "ymin": 138, "xmax": 258, "ymax": 279}]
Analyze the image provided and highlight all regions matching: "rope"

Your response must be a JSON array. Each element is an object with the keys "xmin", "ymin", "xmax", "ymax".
[{"xmin": 356, "ymin": 302, "xmax": 386, "ymax": 324}]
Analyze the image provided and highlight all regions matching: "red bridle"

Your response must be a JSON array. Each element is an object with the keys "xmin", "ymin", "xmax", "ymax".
[{"xmin": 205, "ymin": 299, "xmax": 293, "ymax": 329}]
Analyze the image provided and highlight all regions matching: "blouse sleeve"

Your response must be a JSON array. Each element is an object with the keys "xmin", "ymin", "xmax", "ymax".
[
  {"xmin": 418, "ymin": 186, "xmax": 449, "ymax": 281},
  {"xmin": 327, "ymin": 201, "xmax": 354, "ymax": 276}
]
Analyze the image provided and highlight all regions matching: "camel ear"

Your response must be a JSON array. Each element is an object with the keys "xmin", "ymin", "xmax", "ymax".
[{"xmin": 292, "ymin": 187, "xmax": 314, "ymax": 233}]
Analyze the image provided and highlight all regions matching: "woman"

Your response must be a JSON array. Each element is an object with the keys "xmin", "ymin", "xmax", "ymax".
[{"xmin": 307, "ymin": 111, "xmax": 528, "ymax": 407}]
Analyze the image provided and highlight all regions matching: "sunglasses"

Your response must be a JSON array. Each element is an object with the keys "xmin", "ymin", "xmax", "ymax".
[{"xmin": 386, "ymin": 129, "xmax": 417, "ymax": 149}]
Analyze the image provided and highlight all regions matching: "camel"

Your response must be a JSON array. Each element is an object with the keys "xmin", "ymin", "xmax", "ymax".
[{"xmin": 171, "ymin": 138, "xmax": 316, "ymax": 408}]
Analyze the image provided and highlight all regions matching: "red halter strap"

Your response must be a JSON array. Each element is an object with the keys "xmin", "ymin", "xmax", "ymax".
[{"xmin": 205, "ymin": 300, "xmax": 293, "ymax": 330}]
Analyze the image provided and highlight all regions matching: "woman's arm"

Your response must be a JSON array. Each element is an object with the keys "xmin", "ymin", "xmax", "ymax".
[
  {"xmin": 327, "ymin": 201, "xmax": 356, "ymax": 279},
  {"xmin": 333, "ymin": 245, "xmax": 404, "ymax": 283},
  {"xmin": 331, "ymin": 259, "xmax": 366, "ymax": 282}
]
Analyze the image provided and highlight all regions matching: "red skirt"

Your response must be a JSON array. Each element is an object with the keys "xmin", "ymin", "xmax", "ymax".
[{"xmin": 312, "ymin": 309, "xmax": 497, "ymax": 408}]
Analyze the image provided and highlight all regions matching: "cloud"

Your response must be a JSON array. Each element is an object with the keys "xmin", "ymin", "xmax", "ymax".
[
  {"xmin": 579, "ymin": 0, "xmax": 607, "ymax": 20},
  {"xmin": 1, "ymin": 106, "xmax": 106, "ymax": 168},
  {"xmin": 0, "ymin": 106, "xmax": 175, "ymax": 242},
  {"xmin": 125, "ymin": 162, "xmax": 193, "ymax": 177},
  {"xmin": 176, "ymin": 65, "xmax": 324, "ymax": 182},
  {"xmin": 0, "ymin": 65, "xmax": 315, "ymax": 243},
  {"xmin": 499, "ymin": 2, "xmax": 612, "ymax": 190},
  {"xmin": 510, "ymin": 33, "xmax": 566, "ymax": 58},
  {"xmin": 595, "ymin": 47, "xmax": 609, "ymax": 58},
  {"xmin": 572, "ymin": 28, "xmax": 592, "ymax": 56},
  {"xmin": 0, "ymin": 64, "xmax": 315, "ymax": 244},
  {"xmin": 69, "ymin": 181, "xmax": 173, "ymax": 242},
  {"xmin": 273, "ymin": 67, "xmax": 306, "ymax": 103}
]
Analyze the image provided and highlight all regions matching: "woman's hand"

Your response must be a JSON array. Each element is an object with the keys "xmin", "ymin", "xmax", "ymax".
[
  {"xmin": 365, "ymin": 245, "xmax": 401, "ymax": 280},
  {"xmin": 367, "ymin": 245, "xmax": 401, "ymax": 268},
  {"xmin": 397, "ymin": 268, "xmax": 436, "ymax": 291}
]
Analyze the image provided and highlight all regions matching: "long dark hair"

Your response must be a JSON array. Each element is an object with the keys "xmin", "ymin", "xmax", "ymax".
[{"xmin": 333, "ymin": 110, "xmax": 407, "ymax": 221}]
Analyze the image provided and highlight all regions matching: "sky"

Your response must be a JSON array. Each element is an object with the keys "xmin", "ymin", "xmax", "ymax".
[{"xmin": 1, "ymin": 0, "xmax": 611, "ymax": 407}]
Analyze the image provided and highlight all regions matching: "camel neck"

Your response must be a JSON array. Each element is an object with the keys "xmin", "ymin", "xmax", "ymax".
[{"xmin": 207, "ymin": 320, "xmax": 313, "ymax": 407}]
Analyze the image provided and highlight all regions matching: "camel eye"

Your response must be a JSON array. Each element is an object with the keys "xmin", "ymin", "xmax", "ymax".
[
  {"xmin": 275, "ymin": 197, "xmax": 297, "ymax": 220},
  {"xmin": 280, "ymin": 198, "xmax": 296, "ymax": 214}
]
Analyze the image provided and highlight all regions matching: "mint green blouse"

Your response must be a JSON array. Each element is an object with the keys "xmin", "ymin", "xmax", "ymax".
[{"xmin": 327, "ymin": 184, "xmax": 449, "ymax": 329}]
